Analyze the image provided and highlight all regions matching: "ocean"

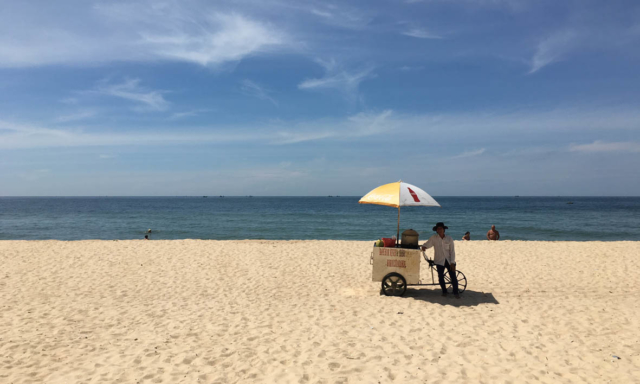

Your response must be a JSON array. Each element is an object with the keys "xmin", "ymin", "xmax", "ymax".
[{"xmin": 0, "ymin": 196, "xmax": 639, "ymax": 241}]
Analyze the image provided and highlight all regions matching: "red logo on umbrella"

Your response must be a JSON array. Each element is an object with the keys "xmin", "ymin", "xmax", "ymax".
[{"xmin": 407, "ymin": 187, "xmax": 420, "ymax": 202}]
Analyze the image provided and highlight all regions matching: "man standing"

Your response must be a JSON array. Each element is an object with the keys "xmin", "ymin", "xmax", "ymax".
[
  {"xmin": 486, "ymin": 225, "xmax": 500, "ymax": 240},
  {"xmin": 421, "ymin": 222, "xmax": 460, "ymax": 298}
]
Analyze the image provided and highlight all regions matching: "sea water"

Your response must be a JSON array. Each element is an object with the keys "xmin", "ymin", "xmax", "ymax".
[{"xmin": 0, "ymin": 196, "xmax": 639, "ymax": 241}]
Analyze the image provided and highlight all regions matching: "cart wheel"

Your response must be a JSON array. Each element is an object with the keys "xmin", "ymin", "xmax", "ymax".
[
  {"xmin": 444, "ymin": 270, "xmax": 467, "ymax": 294},
  {"xmin": 381, "ymin": 272, "xmax": 407, "ymax": 297}
]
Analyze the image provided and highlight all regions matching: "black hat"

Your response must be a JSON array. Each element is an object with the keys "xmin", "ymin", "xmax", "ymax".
[{"xmin": 432, "ymin": 222, "xmax": 448, "ymax": 231}]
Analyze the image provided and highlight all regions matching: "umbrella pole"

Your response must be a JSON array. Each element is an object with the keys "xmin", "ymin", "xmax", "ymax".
[{"xmin": 396, "ymin": 206, "xmax": 400, "ymax": 246}]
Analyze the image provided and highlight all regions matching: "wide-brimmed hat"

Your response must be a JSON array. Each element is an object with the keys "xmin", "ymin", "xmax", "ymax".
[{"xmin": 432, "ymin": 222, "xmax": 448, "ymax": 231}]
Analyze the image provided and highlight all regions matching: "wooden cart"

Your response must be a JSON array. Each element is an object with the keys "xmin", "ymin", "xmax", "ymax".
[{"xmin": 371, "ymin": 247, "xmax": 467, "ymax": 296}]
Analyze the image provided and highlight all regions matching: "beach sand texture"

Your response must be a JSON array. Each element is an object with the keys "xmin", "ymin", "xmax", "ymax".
[{"xmin": 1, "ymin": 240, "xmax": 639, "ymax": 383}]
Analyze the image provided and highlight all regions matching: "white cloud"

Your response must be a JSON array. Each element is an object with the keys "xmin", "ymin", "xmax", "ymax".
[
  {"xmin": 94, "ymin": 79, "xmax": 170, "ymax": 111},
  {"xmin": 402, "ymin": 28, "xmax": 442, "ymax": 39},
  {"xmin": 0, "ymin": 120, "xmax": 76, "ymax": 139},
  {"xmin": 399, "ymin": 65, "xmax": 425, "ymax": 71},
  {"xmin": 53, "ymin": 110, "xmax": 98, "ymax": 123},
  {"xmin": 240, "ymin": 79, "xmax": 278, "ymax": 106},
  {"xmin": 395, "ymin": 106, "xmax": 640, "ymax": 136},
  {"xmin": 498, "ymin": 146, "xmax": 558, "ymax": 157},
  {"xmin": 272, "ymin": 130, "xmax": 336, "ymax": 145},
  {"xmin": 0, "ymin": 2, "xmax": 287, "ymax": 68},
  {"xmin": 405, "ymin": 0, "xmax": 529, "ymax": 12},
  {"xmin": 0, "ymin": 119, "xmax": 259, "ymax": 149},
  {"xmin": 59, "ymin": 97, "xmax": 79, "ymax": 105},
  {"xmin": 569, "ymin": 141, "xmax": 640, "ymax": 153},
  {"xmin": 135, "ymin": 12, "xmax": 285, "ymax": 67},
  {"xmin": 311, "ymin": 9, "xmax": 333, "ymax": 18},
  {"xmin": 298, "ymin": 60, "xmax": 375, "ymax": 102},
  {"xmin": 307, "ymin": 4, "xmax": 372, "ymax": 29},
  {"xmin": 272, "ymin": 110, "xmax": 393, "ymax": 144},
  {"xmin": 528, "ymin": 30, "xmax": 579, "ymax": 74},
  {"xmin": 451, "ymin": 148, "xmax": 486, "ymax": 159},
  {"xmin": 170, "ymin": 109, "xmax": 212, "ymax": 119},
  {"xmin": 0, "ymin": 110, "xmax": 395, "ymax": 149},
  {"xmin": 2, "ymin": 106, "xmax": 640, "ymax": 150}
]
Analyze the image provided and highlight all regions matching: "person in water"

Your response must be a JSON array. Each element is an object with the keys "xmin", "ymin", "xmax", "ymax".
[
  {"xmin": 486, "ymin": 225, "xmax": 500, "ymax": 240},
  {"xmin": 462, "ymin": 231, "xmax": 470, "ymax": 241},
  {"xmin": 421, "ymin": 222, "xmax": 460, "ymax": 298}
]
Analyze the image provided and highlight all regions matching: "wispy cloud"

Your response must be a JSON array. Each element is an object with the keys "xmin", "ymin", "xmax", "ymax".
[
  {"xmin": 0, "ymin": 119, "xmax": 258, "ymax": 149},
  {"xmin": 59, "ymin": 97, "xmax": 79, "ymax": 105},
  {"xmin": 2, "ymin": 106, "xmax": 640, "ymax": 150},
  {"xmin": 399, "ymin": 65, "xmax": 425, "ymax": 71},
  {"xmin": 569, "ymin": 141, "xmax": 640, "ymax": 153},
  {"xmin": 307, "ymin": 4, "xmax": 372, "ymax": 29},
  {"xmin": 395, "ymin": 106, "xmax": 640, "ymax": 137},
  {"xmin": 451, "ymin": 148, "xmax": 486, "ymax": 159},
  {"xmin": 53, "ymin": 110, "xmax": 98, "ymax": 123},
  {"xmin": 405, "ymin": 0, "xmax": 530, "ymax": 12},
  {"xmin": 298, "ymin": 60, "xmax": 375, "ymax": 102},
  {"xmin": 272, "ymin": 110, "xmax": 393, "ymax": 144},
  {"xmin": 402, "ymin": 28, "xmax": 442, "ymax": 39},
  {"xmin": 0, "ymin": 110, "xmax": 395, "ymax": 149},
  {"xmin": 310, "ymin": 9, "xmax": 332, "ymax": 18},
  {"xmin": 134, "ymin": 12, "xmax": 286, "ymax": 67},
  {"xmin": 0, "ymin": 2, "xmax": 288, "ymax": 68},
  {"xmin": 528, "ymin": 30, "xmax": 579, "ymax": 74},
  {"xmin": 170, "ymin": 109, "xmax": 212, "ymax": 119},
  {"xmin": 94, "ymin": 78, "xmax": 170, "ymax": 111},
  {"xmin": 240, "ymin": 79, "xmax": 278, "ymax": 106},
  {"xmin": 0, "ymin": 120, "xmax": 76, "ymax": 139}
]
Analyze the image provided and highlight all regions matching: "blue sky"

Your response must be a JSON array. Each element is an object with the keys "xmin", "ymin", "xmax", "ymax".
[{"xmin": 1, "ymin": 0, "xmax": 639, "ymax": 196}]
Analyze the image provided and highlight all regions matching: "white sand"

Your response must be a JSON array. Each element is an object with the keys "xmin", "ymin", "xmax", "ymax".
[{"xmin": 1, "ymin": 240, "xmax": 639, "ymax": 383}]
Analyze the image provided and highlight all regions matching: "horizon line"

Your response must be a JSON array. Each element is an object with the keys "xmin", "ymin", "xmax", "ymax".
[{"xmin": 1, "ymin": 195, "xmax": 639, "ymax": 198}]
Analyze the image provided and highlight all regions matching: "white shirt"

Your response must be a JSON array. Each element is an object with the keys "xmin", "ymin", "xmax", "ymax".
[{"xmin": 422, "ymin": 234, "xmax": 456, "ymax": 266}]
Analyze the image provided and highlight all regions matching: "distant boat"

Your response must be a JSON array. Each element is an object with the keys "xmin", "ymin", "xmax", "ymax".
[
  {"xmin": 203, "ymin": 196, "xmax": 208, "ymax": 198},
  {"xmin": 515, "ymin": 195, "xmax": 520, "ymax": 198},
  {"xmin": 567, "ymin": 202, "xmax": 574, "ymax": 204}
]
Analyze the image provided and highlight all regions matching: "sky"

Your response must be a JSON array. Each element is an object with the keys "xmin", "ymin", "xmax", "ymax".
[{"xmin": 1, "ymin": 0, "xmax": 639, "ymax": 196}]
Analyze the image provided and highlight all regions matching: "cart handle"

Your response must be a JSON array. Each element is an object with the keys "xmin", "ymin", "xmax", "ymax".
[{"xmin": 421, "ymin": 250, "xmax": 435, "ymax": 266}]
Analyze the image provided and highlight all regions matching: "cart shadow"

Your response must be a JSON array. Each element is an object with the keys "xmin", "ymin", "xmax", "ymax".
[{"xmin": 402, "ymin": 289, "xmax": 499, "ymax": 307}]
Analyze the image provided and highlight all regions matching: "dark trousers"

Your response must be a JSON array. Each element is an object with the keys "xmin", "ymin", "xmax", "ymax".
[{"xmin": 437, "ymin": 260, "xmax": 459, "ymax": 294}]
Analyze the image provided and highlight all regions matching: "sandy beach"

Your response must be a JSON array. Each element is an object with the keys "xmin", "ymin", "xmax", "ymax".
[{"xmin": 1, "ymin": 240, "xmax": 639, "ymax": 383}]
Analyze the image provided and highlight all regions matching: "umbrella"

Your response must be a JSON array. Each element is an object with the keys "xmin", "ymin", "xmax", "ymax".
[{"xmin": 359, "ymin": 181, "xmax": 440, "ymax": 244}]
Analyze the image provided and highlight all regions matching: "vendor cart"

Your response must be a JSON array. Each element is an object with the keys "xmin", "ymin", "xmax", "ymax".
[
  {"xmin": 359, "ymin": 181, "xmax": 467, "ymax": 297},
  {"xmin": 370, "ymin": 246, "xmax": 467, "ymax": 296}
]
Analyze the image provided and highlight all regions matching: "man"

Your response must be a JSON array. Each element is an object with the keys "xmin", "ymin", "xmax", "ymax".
[
  {"xmin": 421, "ymin": 222, "xmax": 460, "ymax": 298},
  {"xmin": 486, "ymin": 225, "xmax": 500, "ymax": 240}
]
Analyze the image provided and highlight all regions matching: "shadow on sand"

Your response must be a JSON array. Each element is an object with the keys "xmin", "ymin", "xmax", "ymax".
[{"xmin": 401, "ymin": 288, "xmax": 499, "ymax": 307}]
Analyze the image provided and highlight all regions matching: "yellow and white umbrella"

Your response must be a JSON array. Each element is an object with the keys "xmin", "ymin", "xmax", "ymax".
[{"xmin": 359, "ymin": 181, "xmax": 440, "ymax": 243}]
